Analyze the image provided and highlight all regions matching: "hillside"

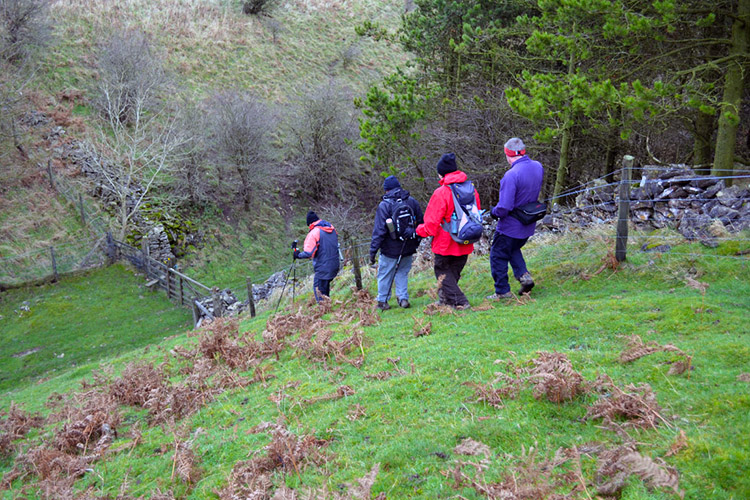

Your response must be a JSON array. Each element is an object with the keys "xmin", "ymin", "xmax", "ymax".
[
  {"xmin": 1, "ymin": 229, "xmax": 749, "ymax": 499},
  {"xmin": 1, "ymin": 0, "xmax": 408, "ymax": 288}
]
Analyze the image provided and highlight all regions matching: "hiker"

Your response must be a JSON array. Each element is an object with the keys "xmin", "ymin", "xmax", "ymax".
[
  {"xmin": 294, "ymin": 211, "xmax": 340, "ymax": 302},
  {"xmin": 487, "ymin": 137, "xmax": 544, "ymax": 299},
  {"xmin": 416, "ymin": 153, "xmax": 481, "ymax": 310},
  {"xmin": 369, "ymin": 175, "xmax": 424, "ymax": 311}
]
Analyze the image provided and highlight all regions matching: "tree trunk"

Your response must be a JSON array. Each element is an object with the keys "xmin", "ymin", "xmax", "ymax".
[
  {"xmin": 711, "ymin": 0, "xmax": 750, "ymax": 184},
  {"xmin": 693, "ymin": 110, "xmax": 715, "ymax": 174},
  {"xmin": 553, "ymin": 121, "xmax": 573, "ymax": 199},
  {"xmin": 603, "ymin": 121, "xmax": 620, "ymax": 181}
]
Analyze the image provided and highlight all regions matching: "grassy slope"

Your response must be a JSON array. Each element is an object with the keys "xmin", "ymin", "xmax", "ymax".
[
  {"xmin": 9, "ymin": 0, "xmax": 406, "ymax": 288},
  {"xmin": 0, "ymin": 264, "xmax": 191, "ymax": 393},
  {"xmin": 44, "ymin": 0, "xmax": 406, "ymax": 100},
  {"xmin": 1, "ymin": 230, "xmax": 749, "ymax": 499}
]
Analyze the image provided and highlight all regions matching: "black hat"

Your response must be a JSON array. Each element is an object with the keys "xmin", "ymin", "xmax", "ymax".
[
  {"xmin": 383, "ymin": 175, "xmax": 401, "ymax": 191},
  {"xmin": 436, "ymin": 153, "xmax": 457, "ymax": 177},
  {"xmin": 306, "ymin": 210, "xmax": 319, "ymax": 225}
]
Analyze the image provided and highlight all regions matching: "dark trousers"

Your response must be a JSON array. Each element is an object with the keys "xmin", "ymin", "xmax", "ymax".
[
  {"xmin": 490, "ymin": 233, "xmax": 529, "ymax": 294},
  {"xmin": 313, "ymin": 276, "xmax": 332, "ymax": 302},
  {"xmin": 434, "ymin": 254, "xmax": 469, "ymax": 307}
]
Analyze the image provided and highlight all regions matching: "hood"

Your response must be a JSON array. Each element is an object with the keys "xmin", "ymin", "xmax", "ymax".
[
  {"xmin": 310, "ymin": 219, "xmax": 336, "ymax": 233},
  {"xmin": 383, "ymin": 188, "xmax": 411, "ymax": 202},
  {"xmin": 439, "ymin": 170, "xmax": 468, "ymax": 186}
]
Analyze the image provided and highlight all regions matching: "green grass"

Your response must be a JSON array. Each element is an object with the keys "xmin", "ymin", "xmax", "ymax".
[
  {"xmin": 1, "ymin": 231, "xmax": 749, "ymax": 499},
  {"xmin": 42, "ymin": 0, "xmax": 407, "ymax": 101},
  {"xmin": 0, "ymin": 264, "xmax": 191, "ymax": 393}
]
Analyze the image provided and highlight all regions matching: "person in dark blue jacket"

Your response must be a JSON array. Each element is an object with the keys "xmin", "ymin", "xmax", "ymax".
[
  {"xmin": 369, "ymin": 176, "xmax": 423, "ymax": 310},
  {"xmin": 294, "ymin": 211, "xmax": 340, "ymax": 302}
]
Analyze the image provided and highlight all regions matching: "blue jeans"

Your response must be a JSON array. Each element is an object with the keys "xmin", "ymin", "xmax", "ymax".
[
  {"xmin": 376, "ymin": 254, "xmax": 413, "ymax": 303},
  {"xmin": 490, "ymin": 233, "xmax": 529, "ymax": 294}
]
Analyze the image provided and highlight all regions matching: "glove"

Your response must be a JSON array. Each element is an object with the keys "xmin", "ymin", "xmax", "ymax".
[
  {"xmin": 293, "ymin": 249, "xmax": 300, "ymax": 259},
  {"xmin": 369, "ymin": 253, "xmax": 377, "ymax": 266}
]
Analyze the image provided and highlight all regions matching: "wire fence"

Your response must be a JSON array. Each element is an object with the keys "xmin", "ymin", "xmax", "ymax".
[{"xmin": 3, "ymin": 157, "xmax": 748, "ymax": 322}]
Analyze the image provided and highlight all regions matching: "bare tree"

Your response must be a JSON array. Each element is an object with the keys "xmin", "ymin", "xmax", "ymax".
[
  {"xmin": 167, "ymin": 98, "xmax": 216, "ymax": 209},
  {"xmin": 0, "ymin": 0, "xmax": 51, "ymax": 64},
  {"xmin": 91, "ymin": 29, "xmax": 188, "ymax": 241},
  {"xmin": 285, "ymin": 80, "xmax": 365, "ymax": 202},
  {"xmin": 95, "ymin": 29, "xmax": 167, "ymax": 126},
  {"xmin": 205, "ymin": 90, "xmax": 276, "ymax": 211}
]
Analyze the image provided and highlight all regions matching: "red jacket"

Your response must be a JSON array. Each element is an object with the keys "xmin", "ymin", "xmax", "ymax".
[{"xmin": 416, "ymin": 170, "xmax": 481, "ymax": 256}]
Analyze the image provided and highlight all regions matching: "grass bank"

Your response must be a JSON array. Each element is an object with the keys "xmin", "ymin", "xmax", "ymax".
[
  {"xmin": 1, "ymin": 229, "xmax": 748, "ymax": 499},
  {"xmin": 0, "ymin": 264, "xmax": 190, "ymax": 393}
]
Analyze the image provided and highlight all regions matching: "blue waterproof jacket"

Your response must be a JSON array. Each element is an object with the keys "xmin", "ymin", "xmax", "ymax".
[{"xmin": 297, "ymin": 220, "xmax": 340, "ymax": 280}]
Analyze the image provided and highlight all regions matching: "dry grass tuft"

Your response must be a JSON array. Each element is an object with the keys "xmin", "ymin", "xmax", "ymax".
[
  {"xmin": 304, "ymin": 385, "xmax": 355, "ymax": 405},
  {"xmin": 587, "ymin": 375, "xmax": 670, "ymax": 429},
  {"xmin": 219, "ymin": 422, "xmax": 328, "ymax": 500},
  {"xmin": 619, "ymin": 334, "xmax": 686, "ymax": 364},
  {"xmin": 527, "ymin": 351, "xmax": 585, "ymax": 403},
  {"xmin": 346, "ymin": 404, "xmax": 366, "ymax": 421},
  {"xmin": 596, "ymin": 443, "xmax": 683, "ymax": 498},
  {"xmin": 412, "ymin": 316, "xmax": 432, "ymax": 337},
  {"xmin": 109, "ymin": 362, "xmax": 167, "ymax": 406},
  {"xmin": 198, "ymin": 317, "xmax": 260, "ymax": 370},
  {"xmin": 445, "ymin": 440, "xmax": 578, "ymax": 500},
  {"xmin": 51, "ymin": 390, "xmax": 121, "ymax": 455},
  {"xmin": 423, "ymin": 303, "xmax": 455, "ymax": 316},
  {"xmin": 0, "ymin": 403, "xmax": 44, "ymax": 457}
]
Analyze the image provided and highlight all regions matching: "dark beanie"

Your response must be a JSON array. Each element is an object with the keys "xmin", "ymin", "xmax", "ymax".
[
  {"xmin": 436, "ymin": 153, "xmax": 457, "ymax": 176},
  {"xmin": 306, "ymin": 210, "xmax": 319, "ymax": 225},
  {"xmin": 383, "ymin": 175, "xmax": 401, "ymax": 191}
]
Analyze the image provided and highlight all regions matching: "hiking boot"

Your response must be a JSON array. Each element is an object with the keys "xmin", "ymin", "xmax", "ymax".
[
  {"xmin": 486, "ymin": 292, "xmax": 513, "ymax": 301},
  {"xmin": 454, "ymin": 303, "xmax": 471, "ymax": 311},
  {"xmin": 518, "ymin": 273, "xmax": 535, "ymax": 295},
  {"xmin": 377, "ymin": 301, "xmax": 390, "ymax": 311},
  {"xmin": 398, "ymin": 298, "xmax": 411, "ymax": 309}
]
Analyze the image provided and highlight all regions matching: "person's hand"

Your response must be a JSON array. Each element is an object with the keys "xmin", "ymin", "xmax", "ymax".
[
  {"xmin": 369, "ymin": 253, "xmax": 377, "ymax": 267},
  {"xmin": 293, "ymin": 249, "xmax": 300, "ymax": 259}
]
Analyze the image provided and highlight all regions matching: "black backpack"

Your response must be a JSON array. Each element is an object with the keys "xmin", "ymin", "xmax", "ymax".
[{"xmin": 387, "ymin": 198, "xmax": 417, "ymax": 241}]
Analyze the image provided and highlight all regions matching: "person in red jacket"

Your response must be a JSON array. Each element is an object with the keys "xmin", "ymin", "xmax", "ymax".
[{"xmin": 416, "ymin": 153, "xmax": 480, "ymax": 309}]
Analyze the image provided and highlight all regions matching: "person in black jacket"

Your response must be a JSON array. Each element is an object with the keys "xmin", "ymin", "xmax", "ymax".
[{"xmin": 369, "ymin": 176, "xmax": 423, "ymax": 310}]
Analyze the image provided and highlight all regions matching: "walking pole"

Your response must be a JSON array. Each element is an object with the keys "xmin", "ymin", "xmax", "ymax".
[
  {"xmin": 275, "ymin": 239, "xmax": 298, "ymax": 313},
  {"xmin": 274, "ymin": 261, "xmax": 295, "ymax": 313},
  {"xmin": 291, "ymin": 239, "xmax": 298, "ymax": 304},
  {"xmin": 385, "ymin": 240, "xmax": 407, "ymax": 303}
]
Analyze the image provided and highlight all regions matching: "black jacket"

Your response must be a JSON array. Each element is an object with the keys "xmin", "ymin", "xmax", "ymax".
[{"xmin": 370, "ymin": 188, "xmax": 424, "ymax": 260}]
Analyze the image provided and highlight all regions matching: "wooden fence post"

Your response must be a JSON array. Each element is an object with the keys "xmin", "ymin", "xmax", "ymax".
[
  {"xmin": 166, "ymin": 268, "xmax": 172, "ymax": 300},
  {"xmin": 616, "ymin": 155, "xmax": 634, "ymax": 262},
  {"xmin": 78, "ymin": 193, "xmax": 86, "ymax": 226},
  {"xmin": 142, "ymin": 239, "xmax": 150, "ymax": 276},
  {"xmin": 246, "ymin": 277, "xmax": 256, "ymax": 318},
  {"xmin": 191, "ymin": 298, "xmax": 200, "ymax": 327},
  {"xmin": 212, "ymin": 287, "xmax": 223, "ymax": 318},
  {"xmin": 106, "ymin": 232, "xmax": 116, "ymax": 264},
  {"xmin": 50, "ymin": 246, "xmax": 58, "ymax": 282},
  {"xmin": 178, "ymin": 275, "xmax": 184, "ymax": 305},
  {"xmin": 351, "ymin": 241, "xmax": 363, "ymax": 291},
  {"xmin": 47, "ymin": 160, "xmax": 55, "ymax": 191}
]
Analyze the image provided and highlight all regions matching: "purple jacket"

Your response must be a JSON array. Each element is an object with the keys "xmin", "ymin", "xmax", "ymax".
[{"xmin": 491, "ymin": 156, "xmax": 544, "ymax": 239}]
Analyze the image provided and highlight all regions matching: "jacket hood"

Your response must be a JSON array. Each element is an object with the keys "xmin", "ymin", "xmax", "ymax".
[
  {"xmin": 310, "ymin": 219, "xmax": 335, "ymax": 233},
  {"xmin": 439, "ymin": 170, "xmax": 467, "ymax": 186},
  {"xmin": 383, "ymin": 188, "xmax": 411, "ymax": 202}
]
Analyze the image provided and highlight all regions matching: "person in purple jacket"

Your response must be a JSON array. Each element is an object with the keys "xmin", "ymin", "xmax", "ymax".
[{"xmin": 487, "ymin": 138, "xmax": 544, "ymax": 299}]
